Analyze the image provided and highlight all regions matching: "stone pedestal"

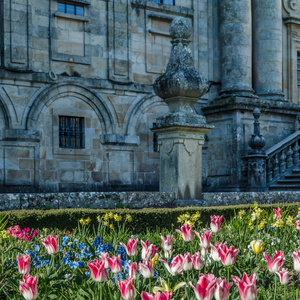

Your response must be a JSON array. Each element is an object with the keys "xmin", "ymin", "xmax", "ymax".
[
  {"xmin": 246, "ymin": 154, "xmax": 267, "ymax": 192},
  {"xmin": 153, "ymin": 122, "xmax": 212, "ymax": 199},
  {"xmin": 252, "ymin": 0, "xmax": 284, "ymax": 99}
]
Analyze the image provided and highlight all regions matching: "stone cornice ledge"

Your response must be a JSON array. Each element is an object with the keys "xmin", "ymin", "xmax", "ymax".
[
  {"xmin": 202, "ymin": 97, "xmax": 300, "ymax": 116},
  {"xmin": 131, "ymin": 0, "xmax": 193, "ymax": 17}
]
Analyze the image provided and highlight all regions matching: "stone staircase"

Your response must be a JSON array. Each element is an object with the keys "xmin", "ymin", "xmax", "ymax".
[
  {"xmin": 266, "ymin": 130, "xmax": 300, "ymax": 191},
  {"xmin": 268, "ymin": 168, "xmax": 300, "ymax": 191}
]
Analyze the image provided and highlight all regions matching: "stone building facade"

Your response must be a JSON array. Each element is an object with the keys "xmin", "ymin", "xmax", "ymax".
[{"xmin": 0, "ymin": 0, "xmax": 300, "ymax": 193}]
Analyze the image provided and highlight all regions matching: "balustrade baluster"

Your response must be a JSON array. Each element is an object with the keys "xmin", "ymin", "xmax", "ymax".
[
  {"xmin": 267, "ymin": 158, "xmax": 273, "ymax": 183},
  {"xmin": 286, "ymin": 146, "xmax": 293, "ymax": 168},
  {"xmin": 273, "ymin": 155, "xmax": 279, "ymax": 178},
  {"xmin": 293, "ymin": 142, "xmax": 300, "ymax": 165},
  {"xmin": 279, "ymin": 150, "xmax": 286, "ymax": 174}
]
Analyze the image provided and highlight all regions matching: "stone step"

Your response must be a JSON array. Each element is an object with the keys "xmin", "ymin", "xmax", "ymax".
[
  {"xmin": 285, "ymin": 174, "xmax": 300, "ymax": 180},
  {"xmin": 277, "ymin": 179, "xmax": 300, "ymax": 184},
  {"xmin": 269, "ymin": 184, "xmax": 300, "ymax": 191}
]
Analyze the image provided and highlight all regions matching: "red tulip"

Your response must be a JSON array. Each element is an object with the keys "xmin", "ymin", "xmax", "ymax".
[
  {"xmin": 128, "ymin": 262, "xmax": 138, "ymax": 279},
  {"xmin": 107, "ymin": 254, "xmax": 122, "ymax": 273},
  {"xmin": 141, "ymin": 240, "xmax": 159, "ymax": 261},
  {"xmin": 195, "ymin": 231, "xmax": 213, "ymax": 249},
  {"xmin": 276, "ymin": 268, "xmax": 289, "ymax": 285},
  {"xmin": 232, "ymin": 272, "xmax": 257, "ymax": 300},
  {"xmin": 293, "ymin": 250, "xmax": 300, "ymax": 272},
  {"xmin": 139, "ymin": 260, "xmax": 154, "ymax": 278},
  {"xmin": 118, "ymin": 277, "xmax": 135, "ymax": 300},
  {"xmin": 189, "ymin": 273, "xmax": 216, "ymax": 300},
  {"xmin": 17, "ymin": 254, "xmax": 31, "ymax": 275},
  {"xmin": 141, "ymin": 291, "xmax": 173, "ymax": 300},
  {"xmin": 295, "ymin": 221, "xmax": 300, "ymax": 230},
  {"xmin": 192, "ymin": 252, "xmax": 204, "ymax": 270},
  {"xmin": 120, "ymin": 238, "xmax": 139, "ymax": 257},
  {"xmin": 87, "ymin": 259, "xmax": 107, "ymax": 282},
  {"xmin": 42, "ymin": 235, "xmax": 58, "ymax": 255},
  {"xmin": 19, "ymin": 274, "xmax": 38, "ymax": 300},
  {"xmin": 210, "ymin": 215, "xmax": 223, "ymax": 233},
  {"xmin": 273, "ymin": 207, "xmax": 282, "ymax": 220},
  {"xmin": 263, "ymin": 251, "xmax": 284, "ymax": 273},
  {"xmin": 214, "ymin": 278, "xmax": 233, "ymax": 300},
  {"xmin": 176, "ymin": 224, "xmax": 194, "ymax": 242},
  {"xmin": 159, "ymin": 254, "xmax": 183, "ymax": 276},
  {"xmin": 161, "ymin": 235, "xmax": 173, "ymax": 252},
  {"xmin": 218, "ymin": 244, "xmax": 239, "ymax": 266}
]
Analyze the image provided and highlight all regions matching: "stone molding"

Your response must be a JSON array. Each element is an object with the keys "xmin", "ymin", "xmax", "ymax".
[{"xmin": 283, "ymin": 0, "xmax": 300, "ymax": 15}]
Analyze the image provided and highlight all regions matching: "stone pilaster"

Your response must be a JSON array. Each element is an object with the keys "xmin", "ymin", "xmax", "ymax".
[
  {"xmin": 152, "ymin": 17, "xmax": 213, "ymax": 200},
  {"xmin": 220, "ymin": 0, "xmax": 254, "ymax": 97},
  {"xmin": 252, "ymin": 0, "xmax": 284, "ymax": 100}
]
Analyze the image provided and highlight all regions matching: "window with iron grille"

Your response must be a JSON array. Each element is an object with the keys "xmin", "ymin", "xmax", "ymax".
[
  {"xmin": 297, "ymin": 52, "xmax": 300, "ymax": 88},
  {"xmin": 59, "ymin": 116, "xmax": 84, "ymax": 149},
  {"xmin": 57, "ymin": 2, "xmax": 84, "ymax": 16},
  {"xmin": 153, "ymin": 123, "xmax": 160, "ymax": 152},
  {"xmin": 150, "ymin": 0, "xmax": 175, "ymax": 5}
]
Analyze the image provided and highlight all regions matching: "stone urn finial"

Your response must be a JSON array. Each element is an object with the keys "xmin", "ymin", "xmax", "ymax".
[
  {"xmin": 153, "ymin": 17, "xmax": 208, "ymax": 103},
  {"xmin": 248, "ymin": 108, "xmax": 266, "ymax": 154}
]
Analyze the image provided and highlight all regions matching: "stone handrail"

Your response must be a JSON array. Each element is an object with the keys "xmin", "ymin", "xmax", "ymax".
[{"xmin": 265, "ymin": 130, "xmax": 300, "ymax": 185}]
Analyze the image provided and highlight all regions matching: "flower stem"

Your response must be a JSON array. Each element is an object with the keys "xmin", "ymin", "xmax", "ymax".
[
  {"xmin": 227, "ymin": 267, "xmax": 230, "ymax": 284},
  {"xmin": 274, "ymin": 274, "xmax": 277, "ymax": 300}
]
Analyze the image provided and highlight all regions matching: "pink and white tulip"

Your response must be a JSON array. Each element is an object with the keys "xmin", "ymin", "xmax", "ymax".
[
  {"xmin": 210, "ymin": 242, "xmax": 224, "ymax": 262},
  {"xmin": 273, "ymin": 207, "xmax": 282, "ymax": 220},
  {"xmin": 276, "ymin": 268, "xmax": 289, "ymax": 285},
  {"xmin": 17, "ymin": 254, "xmax": 31, "ymax": 275},
  {"xmin": 42, "ymin": 235, "xmax": 58, "ymax": 255},
  {"xmin": 161, "ymin": 235, "xmax": 173, "ymax": 252},
  {"xmin": 263, "ymin": 251, "xmax": 284, "ymax": 273},
  {"xmin": 192, "ymin": 252, "xmax": 204, "ymax": 270},
  {"xmin": 120, "ymin": 238, "xmax": 139, "ymax": 257},
  {"xmin": 176, "ymin": 224, "xmax": 194, "ymax": 242},
  {"xmin": 128, "ymin": 262, "xmax": 138, "ymax": 279},
  {"xmin": 19, "ymin": 274, "xmax": 38, "ymax": 300},
  {"xmin": 214, "ymin": 278, "xmax": 233, "ymax": 300},
  {"xmin": 118, "ymin": 277, "xmax": 135, "ymax": 300},
  {"xmin": 141, "ymin": 240, "xmax": 159, "ymax": 261},
  {"xmin": 139, "ymin": 260, "xmax": 154, "ymax": 278},
  {"xmin": 196, "ymin": 231, "xmax": 213, "ymax": 249},
  {"xmin": 100, "ymin": 252, "xmax": 110, "ymax": 269},
  {"xmin": 141, "ymin": 291, "xmax": 173, "ymax": 300},
  {"xmin": 295, "ymin": 221, "xmax": 300, "ymax": 230},
  {"xmin": 159, "ymin": 254, "xmax": 183, "ymax": 276},
  {"xmin": 219, "ymin": 244, "xmax": 239, "ymax": 267},
  {"xmin": 87, "ymin": 259, "xmax": 107, "ymax": 282},
  {"xmin": 182, "ymin": 252, "xmax": 193, "ymax": 271},
  {"xmin": 232, "ymin": 272, "xmax": 257, "ymax": 300},
  {"xmin": 210, "ymin": 215, "xmax": 223, "ymax": 233},
  {"xmin": 293, "ymin": 250, "xmax": 300, "ymax": 272},
  {"xmin": 189, "ymin": 273, "xmax": 216, "ymax": 300},
  {"xmin": 107, "ymin": 254, "xmax": 122, "ymax": 273}
]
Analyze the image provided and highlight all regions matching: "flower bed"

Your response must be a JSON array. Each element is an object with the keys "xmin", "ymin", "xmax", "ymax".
[{"xmin": 1, "ymin": 202, "xmax": 300, "ymax": 299}]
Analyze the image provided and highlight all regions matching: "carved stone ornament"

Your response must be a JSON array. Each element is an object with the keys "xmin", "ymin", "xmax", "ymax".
[{"xmin": 283, "ymin": 0, "xmax": 300, "ymax": 14}]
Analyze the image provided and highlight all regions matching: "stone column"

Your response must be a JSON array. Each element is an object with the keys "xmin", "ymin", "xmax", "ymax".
[
  {"xmin": 252, "ymin": 0, "xmax": 284, "ymax": 99},
  {"xmin": 220, "ymin": 0, "xmax": 254, "ymax": 97},
  {"xmin": 152, "ymin": 17, "xmax": 213, "ymax": 200}
]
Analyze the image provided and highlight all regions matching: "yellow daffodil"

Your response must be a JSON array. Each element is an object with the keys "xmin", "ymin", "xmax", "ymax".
[
  {"xmin": 286, "ymin": 215, "xmax": 294, "ymax": 226},
  {"xmin": 153, "ymin": 278, "xmax": 186, "ymax": 294},
  {"xmin": 126, "ymin": 214, "xmax": 132, "ymax": 222},
  {"xmin": 258, "ymin": 219, "xmax": 267, "ymax": 230},
  {"xmin": 103, "ymin": 221, "xmax": 109, "ymax": 226},
  {"xmin": 271, "ymin": 219, "xmax": 284, "ymax": 228},
  {"xmin": 109, "ymin": 224, "xmax": 114, "ymax": 230},
  {"xmin": 152, "ymin": 253, "xmax": 159, "ymax": 266},
  {"xmin": 114, "ymin": 214, "xmax": 122, "ymax": 222},
  {"xmin": 97, "ymin": 215, "xmax": 101, "ymax": 222},
  {"xmin": 238, "ymin": 210, "xmax": 246, "ymax": 220},
  {"xmin": 250, "ymin": 240, "xmax": 264, "ymax": 254},
  {"xmin": 108, "ymin": 212, "xmax": 114, "ymax": 219}
]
